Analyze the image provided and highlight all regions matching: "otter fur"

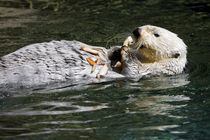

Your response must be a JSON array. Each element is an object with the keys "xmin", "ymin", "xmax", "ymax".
[
  {"xmin": 121, "ymin": 25, "xmax": 187, "ymax": 77},
  {"xmin": 0, "ymin": 25, "xmax": 187, "ymax": 91}
]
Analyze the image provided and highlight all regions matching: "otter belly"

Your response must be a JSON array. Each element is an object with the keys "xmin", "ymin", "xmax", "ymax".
[{"xmin": 0, "ymin": 40, "xmax": 124, "ymax": 91}]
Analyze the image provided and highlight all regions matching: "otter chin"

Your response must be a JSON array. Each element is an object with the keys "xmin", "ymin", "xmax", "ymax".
[{"xmin": 120, "ymin": 25, "xmax": 187, "ymax": 77}]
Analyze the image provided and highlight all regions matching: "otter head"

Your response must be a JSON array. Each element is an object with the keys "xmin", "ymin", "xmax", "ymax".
[{"xmin": 132, "ymin": 25, "xmax": 187, "ymax": 63}]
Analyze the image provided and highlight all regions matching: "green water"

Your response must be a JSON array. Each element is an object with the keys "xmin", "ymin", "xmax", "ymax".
[{"xmin": 0, "ymin": 0, "xmax": 210, "ymax": 139}]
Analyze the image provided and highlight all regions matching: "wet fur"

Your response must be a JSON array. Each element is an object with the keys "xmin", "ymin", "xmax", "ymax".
[{"xmin": 121, "ymin": 25, "xmax": 187, "ymax": 77}]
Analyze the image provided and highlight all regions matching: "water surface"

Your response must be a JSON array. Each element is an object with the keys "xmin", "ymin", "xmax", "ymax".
[{"xmin": 0, "ymin": 0, "xmax": 210, "ymax": 139}]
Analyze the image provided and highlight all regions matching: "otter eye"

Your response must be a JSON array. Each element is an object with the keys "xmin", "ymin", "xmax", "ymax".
[
  {"xmin": 154, "ymin": 33, "xmax": 160, "ymax": 37},
  {"xmin": 174, "ymin": 53, "xmax": 180, "ymax": 58},
  {"xmin": 140, "ymin": 45, "xmax": 145, "ymax": 49}
]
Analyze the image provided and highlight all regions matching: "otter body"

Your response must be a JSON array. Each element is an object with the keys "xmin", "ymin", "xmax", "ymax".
[
  {"xmin": 0, "ymin": 25, "xmax": 187, "ymax": 91},
  {"xmin": 0, "ymin": 40, "xmax": 123, "ymax": 91}
]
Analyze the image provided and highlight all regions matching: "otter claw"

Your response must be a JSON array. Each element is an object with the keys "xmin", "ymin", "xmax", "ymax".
[
  {"xmin": 86, "ymin": 57, "xmax": 108, "ymax": 76},
  {"xmin": 82, "ymin": 46, "xmax": 109, "ymax": 78},
  {"xmin": 114, "ymin": 61, "xmax": 122, "ymax": 68},
  {"xmin": 81, "ymin": 46, "xmax": 99, "ymax": 55},
  {"xmin": 86, "ymin": 57, "xmax": 97, "ymax": 73},
  {"xmin": 92, "ymin": 59, "xmax": 104, "ymax": 73},
  {"xmin": 86, "ymin": 57, "xmax": 95, "ymax": 66},
  {"xmin": 81, "ymin": 46, "xmax": 107, "ymax": 61}
]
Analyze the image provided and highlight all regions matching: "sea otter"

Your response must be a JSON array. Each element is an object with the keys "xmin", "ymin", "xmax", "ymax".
[{"xmin": 0, "ymin": 25, "xmax": 187, "ymax": 91}]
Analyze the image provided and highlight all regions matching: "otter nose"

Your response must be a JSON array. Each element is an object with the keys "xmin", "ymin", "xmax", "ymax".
[{"xmin": 133, "ymin": 28, "xmax": 140, "ymax": 38}]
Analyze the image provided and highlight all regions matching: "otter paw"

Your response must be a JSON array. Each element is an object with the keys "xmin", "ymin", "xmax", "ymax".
[
  {"xmin": 121, "ymin": 45, "xmax": 130, "ymax": 61},
  {"xmin": 123, "ymin": 36, "xmax": 133, "ymax": 47},
  {"xmin": 86, "ymin": 57, "xmax": 105, "ymax": 73},
  {"xmin": 81, "ymin": 46, "xmax": 107, "ymax": 61}
]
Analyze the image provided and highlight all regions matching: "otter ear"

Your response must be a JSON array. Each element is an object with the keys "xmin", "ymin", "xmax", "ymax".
[{"xmin": 173, "ymin": 53, "xmax": 180, "ymax": 58}]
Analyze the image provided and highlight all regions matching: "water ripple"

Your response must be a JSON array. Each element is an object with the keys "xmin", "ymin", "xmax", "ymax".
[{"xmin": 0, "ymin": 101, "xmax": 108, "ymax": 116}]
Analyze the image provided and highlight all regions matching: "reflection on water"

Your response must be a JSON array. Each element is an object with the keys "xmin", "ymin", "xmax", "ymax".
[
  {"xmin": 0, "ymin": 86, "xmax": 191, "ymax": 139},
  {"xmin": 125, "ymin": 74, "xmax": 190, "ymax": 90},
  {"xmin": 0, "ymin": 74, "xmax": 194, "ymax": 139},
  {"xmin": 0, "ymin": 101, "xmax": 108, "ymax": 116},
  {"xmin": 0, "ymin": 0, "xmax": 210, "ymax": 139},
  {"xmin": 134, "ymin": 94, "xmax": 190, "ymax": 117}
]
